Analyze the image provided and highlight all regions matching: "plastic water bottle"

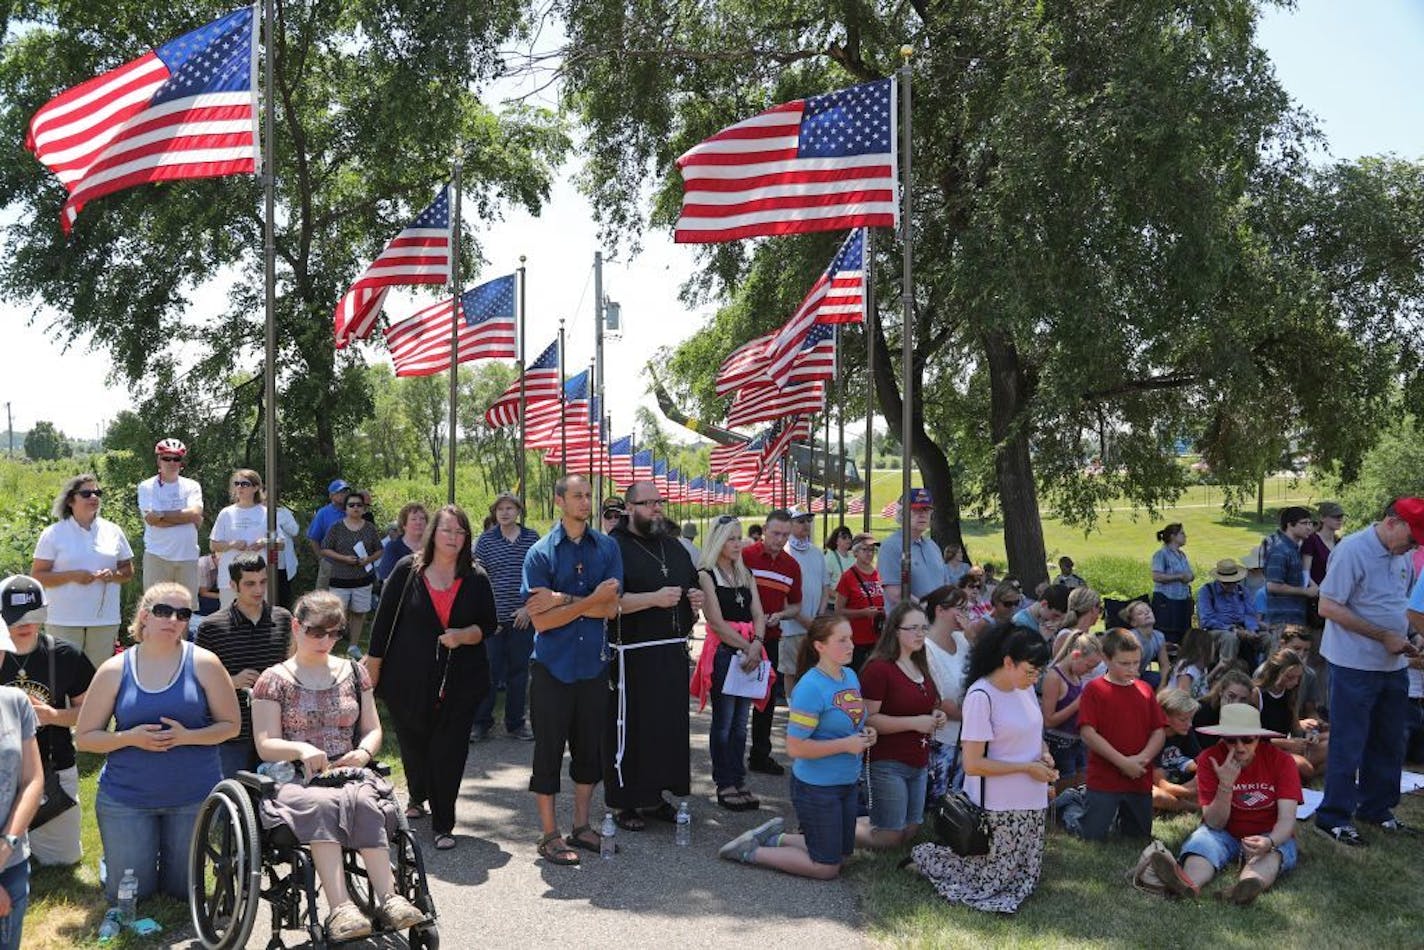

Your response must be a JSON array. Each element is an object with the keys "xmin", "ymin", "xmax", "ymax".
[
  {"xmin": 674, "ymin": 801, "xmax": 692, "ymax": 847},
  {"xmin": 117, "ymin": 868, "xmax": 138, "ymax": 925},
  {"xmin": 257, "ymin": 760, "xmax": 297, "ymax": 784},
  {"xmin": 599, "ymin": 812, "xmax": 617, "ymax": 861},
  {"xmin": 346, "ymin": 642, "xmax": 364, "ymax": 660}
]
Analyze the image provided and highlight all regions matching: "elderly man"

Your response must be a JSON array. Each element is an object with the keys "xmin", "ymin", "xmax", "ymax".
[
  {"xmin": 307, "ymin": 479, "xmax": 351, "ymax": 591},
  {"xmin": 780, "ymin": 507, "xmax": 826, "ymax": 696},
  {"xmin": 1313, "ymin": 497, "xmax": 1423, "ymax": 847},
  {"xmin": 1197, "ymin": 558, "xmax": 1264, "ymax": 664},
  {"xmin": 137, "ymin": 437, "xmax": 204, "ymax": 598},
  {"xmin": 877, "ymin": 488, "xmax": 948, "ymax": 606}
]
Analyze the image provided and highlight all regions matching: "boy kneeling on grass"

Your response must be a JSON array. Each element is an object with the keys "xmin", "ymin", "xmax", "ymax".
[
  {"xmin": 1077, "ymin": 628, "xmax": 1167, "ymax": 840},
  {"xmin": 1153, "ymin": 688, "xmax": 1201, "ymax": 813},
  {"xmin": 1145, "ymin": 703, "xmax": 1301, "ymax": 904}
]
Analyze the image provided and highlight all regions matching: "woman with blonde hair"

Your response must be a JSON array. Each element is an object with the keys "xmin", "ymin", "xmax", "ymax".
[
  {"xmin": 209, "ymin": 469, "xmax": 272, "ymax": 610},
  {"xmin": 1252, "ymin": 649, "xmax": 1327, "ymax": 780}
]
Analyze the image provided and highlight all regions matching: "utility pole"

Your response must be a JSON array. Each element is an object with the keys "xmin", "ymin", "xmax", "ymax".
[{"xmin": 6, "ymin": 403, "xmax": 12, "ymax": 458}]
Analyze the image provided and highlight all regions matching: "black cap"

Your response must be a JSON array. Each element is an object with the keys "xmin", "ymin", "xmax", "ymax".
[{"xmin": 0, "ymin": 575, "xmax": 46, "ymax": 626}]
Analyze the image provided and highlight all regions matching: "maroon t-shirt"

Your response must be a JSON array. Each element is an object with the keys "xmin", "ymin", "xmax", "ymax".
[
  {"xmin": 1078, "ymin": 676, "xmax": 1167, "ymax": 794},
  {"xmin": 860, "ymin": 658, "xmax": 940, "ymax": 767}
]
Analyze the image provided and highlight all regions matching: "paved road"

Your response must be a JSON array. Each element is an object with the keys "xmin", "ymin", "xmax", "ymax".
[{"xmin": 176, "ymin": 681, "xmax": 866, "ymax": 949}]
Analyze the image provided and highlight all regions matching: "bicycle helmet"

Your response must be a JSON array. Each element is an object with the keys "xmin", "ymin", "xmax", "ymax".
[{"xmin": 155, "ymin": 438, "xmax": 188, "ymax": 458}]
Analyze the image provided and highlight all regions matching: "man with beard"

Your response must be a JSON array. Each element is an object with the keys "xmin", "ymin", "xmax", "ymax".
[{"xmin": 603, "ymin": 481, "xmax": 705, "ymax": 829}]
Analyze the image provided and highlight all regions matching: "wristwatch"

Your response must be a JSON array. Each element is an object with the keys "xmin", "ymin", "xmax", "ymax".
[{"xmin": 1, "ymin": 834, "xmax": 19, "ymax": 851}]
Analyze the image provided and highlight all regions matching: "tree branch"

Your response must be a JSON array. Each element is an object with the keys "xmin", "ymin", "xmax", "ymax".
[{"xmin": 1081, "ymin": 373, "xmax": 1198, "ymax": 402}]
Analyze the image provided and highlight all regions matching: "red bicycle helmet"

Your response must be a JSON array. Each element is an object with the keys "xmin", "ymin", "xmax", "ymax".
[{"xmin": 154, "ymin": 438, "xmax": 188, "ymax": 458}]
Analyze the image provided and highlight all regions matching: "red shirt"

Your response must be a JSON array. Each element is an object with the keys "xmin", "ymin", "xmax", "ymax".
[
  {"xmin": 742, "ymin": 542, "xmax": 802, "ymax": 642},
  {"xmin": 1195, "ymin": 742, "xmax": 1302, "ymax": 839},
  {"xmin": 424, "ymin": 576, "xmax": 463, "ymax": 629},
  {"xmin": 860, "ymin": 659, "xmax": 939, "ymax": 767},
  {"xmin": 1078, "ymin": 676, "xmax": 1167, "ymax": 794},
  {"xmin": 836, "ymin": 566, "xmax": 884, "ymax": 646}
]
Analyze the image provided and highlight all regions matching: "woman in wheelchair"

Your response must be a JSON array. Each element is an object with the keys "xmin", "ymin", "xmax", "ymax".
[{"xmin": 250, "ymin": 591, "xmax": 424, "ymax": 943}]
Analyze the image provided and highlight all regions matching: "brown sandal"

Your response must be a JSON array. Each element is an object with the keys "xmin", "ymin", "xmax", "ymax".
[{"xmin": 537, "ymin": 831, "xmax": 579, "ymax": 865}]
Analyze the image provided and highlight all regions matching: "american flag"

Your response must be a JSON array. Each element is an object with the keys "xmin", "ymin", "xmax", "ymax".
[
  {"xmin": 710, "ymin": 437, "xmax": 753, "ymax": 474},
  {"xmin": 383, "ymin": 274, "xmax": 516, "ymax": 377},
  {"xmin": 763, "ymin": 229, "xmax": 864, "ymax": 383},
  {"xmin": 714, "ymin": 331, "xmax": 777, "ymax": 397},
  {"xmin": 334, "ymin": 187, "xmax": 452, "ymax": 348},
  {"xmin": 674, "ymin": 79, "xmax": 897, "ymax": 242},
  {"xmin": 608, "ymin": 436, "xmax": 635, "ymax": 486},
  {"xmin": 757, "ymin": 416, "xmax": 810, "ymax": 481},
  {"xmin": 485, "ymin": 339, "xmax": 560, "ymax": 427},
  {"xmin": 527, "ymin": 371, "xmax": 596, "ymax": 449},
  {"xmin": 881, "ymin": 499, "xmax": 901, "ymax": 520},
  {"xmin": 785, "ymin": 322, "xmax": 838, "ymax": 386},
  {"xmin": 847, "ymin": 495, "xmax": 866, "ymax": 516},
  {"xmin": 27, "ymin": 8, "xmax": 258, "ymax": 234},
  {"xmin": 632, "ymin": 450, "xmax": 655, "ymax": 480},
  {"xmin": 727, "ymin": 379, "xmax": 825, "ymax": 428}
]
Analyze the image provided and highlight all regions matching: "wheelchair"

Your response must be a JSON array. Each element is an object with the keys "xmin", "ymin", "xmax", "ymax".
[{"xmin": 187, "ymin": 763, "xmax": 439, "ymax": 949}]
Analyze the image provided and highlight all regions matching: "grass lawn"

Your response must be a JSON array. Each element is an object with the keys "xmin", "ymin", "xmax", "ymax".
[{"xmin": 851, "ymin": 793, "xmax": 1424, "ymax": 948}]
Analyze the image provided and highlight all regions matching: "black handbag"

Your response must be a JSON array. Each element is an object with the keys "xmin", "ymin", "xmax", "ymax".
[
  {"xmin": 929, "ymin": 688, "xmax": 990, "ymax": 856},
  {"xmin": 30, "ymin": 636, "xmax": 78, "ymax": 829}
]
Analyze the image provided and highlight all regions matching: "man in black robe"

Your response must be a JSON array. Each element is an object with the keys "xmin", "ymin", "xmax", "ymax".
[{"xmin": 604, "ymin": 479, "xmax": 704, "ymax": 829}]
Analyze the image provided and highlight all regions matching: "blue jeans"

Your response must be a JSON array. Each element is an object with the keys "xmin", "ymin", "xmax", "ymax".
[
  {"xmin": 709, "ymin": 646, "xmax": 751, "ymax": 790},
  {"xmin": 1316, "ymin": 664, "xmax": 1407, "ymax": 830},
  {"xmin": 868, "ymin": 758, "xmax": 928, "ymax": 831},
  {"xmin": 475, "ymin": 623, "xmax": 534, "ymax": 730},
  {"xmin": 790, "ymin": 775, "xmax": 858, "ymax": 865},
  {"xmin": 1179, "ymin": 824, "xmax": 1298, "ymax": 873},
  {"xmin": 1406, "ymin": 699, "xmax": 1424, "ymax": 764},
  {"xmin": 0, "ymin": 861, "xmax": 29, "ymax": 950},
  {"xmin": 95, "ymin": 788, "xmax": 203, "ymax": 903},
  {"xmin": 217, "ymin": 741, "xmax": 256, "ymax": 779}
]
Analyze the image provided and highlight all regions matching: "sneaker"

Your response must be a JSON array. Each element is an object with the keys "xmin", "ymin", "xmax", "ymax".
[
  {"xmin": 1314, "ymin": 822, "xmax": 1366, "ymax": 847},
  {"xmin": 469, "ymin": 723, "xmax": 492, "ymax": 743},
  {"xmin": 325, "ymin": 901, "xmax": 373, "ymax": 942},
  {"xmin": 747, "ymin": 756, "xmax": 785, "ymax": 776},
  {"xmin": 98, "ymin": 908, "xmax": 124, "ymax": 942},
  {"xmin": 1147, "ymin": 850, "xmax": 1200, "ymax": 899},
  {"xmin": 718, "ymin": 826, "xmax": 764, "ymax": 864},
  {"xmin": 1369, "ymin": 817, "xmax": 1420, "ymax": 837},
  {"xmin": 751, "ymin": 816, "xmax": 785, "ymax": 847},
  {"xmin": 374, "ymin": 893, "xmax": 425, "ymax": 930},
  {"xmin": 506, "ymin": 723, "xmax": 535, "ymax": 741}
]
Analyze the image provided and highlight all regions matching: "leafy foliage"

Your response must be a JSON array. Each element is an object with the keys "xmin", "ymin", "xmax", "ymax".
[{"xmin": 22, "ymin": 420, "xmax": 70, "ymax": 460}]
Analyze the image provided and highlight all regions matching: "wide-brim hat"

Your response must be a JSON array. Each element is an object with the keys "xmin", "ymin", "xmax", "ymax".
[
  {"xmin": 851, "ymin": 532, "xmax": 878, "ymax": 549},
  {"xmin": 1196, "ymin": 703, "xmax": 1283, "ymax": 738},
  {"xmin": 1212, "ymin": 558, "xmax": 1247, "ymax": 583}
]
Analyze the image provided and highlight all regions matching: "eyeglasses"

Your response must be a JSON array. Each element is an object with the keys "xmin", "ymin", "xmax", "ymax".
[
  {"xmin": 302, "ymin": 623, "xmax": 345, "ymax": 640},
  {"xmin": 149, "ymin": 603, "xmax": 194, "ymax": 621},
  {"xmin": 629, "ymin": 498, "xmax": 666, "ymax": 507},
  {"xmin": 715, "ymin": 515, "xmax": 738, "ymax": 526},
  {"xmin": 437, "ymin": 526, "xmax": 468, "ymax": 536},
  {"xmin": 231, "ymin": 480, "xmax": 254, "ymax": 488},
  {"xmin": 346, "ymin": 501, "xmax": 366, "ymax": 509},
  {"xmin": 602, "ymin": 509, "xmax": 625, "ymax": 519},
  {"xmin": 1221, "ymin": 737, "xmax": 1258, "ymax": 746},
  {"xmin": 75, "ymin": 488, "xmax": 104, "ymax": 499},
  {"xmin": 158, "ymin": 455, "xmax": 184, "ymax": 463},
  {"xmin": 897, "ymin": 624, "xmax": 930, "ymax": 633}
]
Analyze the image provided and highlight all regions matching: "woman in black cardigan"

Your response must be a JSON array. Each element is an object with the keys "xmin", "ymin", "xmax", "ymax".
[{"xmin": 367, "ymin": 504, "xmax": 495, "ymax": 850}]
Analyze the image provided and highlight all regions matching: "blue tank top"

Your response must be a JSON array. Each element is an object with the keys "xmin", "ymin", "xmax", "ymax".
[
  {"xmin": 1046, "ymin": 664, "xmax": 1083, "ymax": 737},
  {"xmin": 100, "ymin": 641, "xmax": 221, "ymax": 808}
]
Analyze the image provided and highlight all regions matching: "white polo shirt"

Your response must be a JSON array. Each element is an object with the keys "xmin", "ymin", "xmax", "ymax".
[
  {"xmin": 137, "ymin": 474, "xmax": 203, "ymax": 560},
  {"xmin": 33, "ymin": 516, "xmax": 134, "ymax": 625}
]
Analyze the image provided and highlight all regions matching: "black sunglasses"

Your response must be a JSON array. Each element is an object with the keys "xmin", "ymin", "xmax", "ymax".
[
  {"xmin": 346, "ymin": 501, "xmax": 366, "ymax": 508},
  {"xmin": 302, "ymin": 623, "xmax": 346, "ymax": 640},
  {"xmin": 1222, "ymin": 736, "xmax": 1259, "ymax": 746},
  {"xmin": 158, "ymin": 455, "xmax": 184, "ymax": 463},
  {"xmin": 231, "ymin": 480, "xmax": 254, "ymax": 488},
  {"xmin": 75, "ymin": 488, "xmax": 104, "ymax": 499},
  {"xmin": 149, "ymin": 603, "xmax": 194, "ymax": 621}
]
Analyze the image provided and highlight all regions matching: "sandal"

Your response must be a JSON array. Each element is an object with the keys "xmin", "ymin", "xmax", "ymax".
[
  {"xmin": 645, "ymin": 801, "xmax": 679, "ymax": 823},
  {"xmin": 434, "ymin": 834, "xmax": 457, "ymax": 851},
  {"xmin": 568, "ymin": 824, "xmax": 618, "ymax": 854},
  {"xmin": 614, "ymin": 810, "xmax": 646, "ymax": 832},
  {"xmin": 717, "ymin": 789, "xmax": 757, "ymax": 812},
  {"xmin": 405, "ymin": 804, "xmax": 427, "ymax": 820},
  {"xmin": 536, "ymin": 831, "xmax": 579, "ymax": 866},
  {"xmin": 735, "ymin": 787, "xmax": 761, "ymax": 810}
]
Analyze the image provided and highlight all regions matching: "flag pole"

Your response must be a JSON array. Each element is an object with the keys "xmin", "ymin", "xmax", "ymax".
[
  {"xmin": 516, "ymin": 256, "xmax": 527, "ymax": 508},
  {"xmin": 593, "ymin": 251, "xmax": 604, "ymax": 504},
  {"xmin": 863, "ymin": 231, "xmax": 875, "ymax": 534},
  {"xmin": 897, "ymin": 49, "xmax": 915, "ymax": 597},
  {"xmin": 558, "ymin": 318, "xmax": 567, "ymax": 480},
  {"xmin": 821, "ymin": 403, "xmax": 831, "ymax": 539},
  {"xmin": 836, "ymin": 324, "xmax": 847, "ymax": 529},
  {"xmin": 587, "ymin": 358, "xmax": 596, "ymax": 481},
  {"xmin": 445, "ymin": 150, "xmax": 463, "ymax": 504},
  {"xmin": 259, "ymin": 0, "xmax": 279, "ymax": 597}
]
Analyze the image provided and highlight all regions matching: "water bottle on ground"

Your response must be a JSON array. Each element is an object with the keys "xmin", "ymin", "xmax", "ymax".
[
  {"xmin": 674, "ymin": 801, "xmax": 692, "ymax": 847},
  {"xmin": 600, "ymin": 812, "xmax": 617, "ymax": 861},
  {"xmin": 117, "ymin": 868, "xmax": 138, "ymax": 924}
]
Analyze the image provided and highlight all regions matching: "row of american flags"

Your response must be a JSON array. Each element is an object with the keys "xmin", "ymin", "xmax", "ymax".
[{"xmin": 24, "ymin": 6, "xmax": 902, "ymax": 513}]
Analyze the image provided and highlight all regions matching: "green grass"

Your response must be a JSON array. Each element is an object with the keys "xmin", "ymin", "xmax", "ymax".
[{"xmin": 852, "ymin": 795, "xmax": 1424, "ymax": 948}]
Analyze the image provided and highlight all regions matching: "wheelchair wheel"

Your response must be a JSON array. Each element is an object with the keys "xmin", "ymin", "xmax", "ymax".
[
  {"xmin": 188, "ymin": 780, "xmax": 263, "ymax": 950},
  {"xmin": 409, "ymin": 922, "xmax": 440, "ymax": 949}
]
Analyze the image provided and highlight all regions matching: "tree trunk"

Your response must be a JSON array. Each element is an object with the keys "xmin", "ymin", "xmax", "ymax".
[
  {"xmin": 870, "ymin": 314, "xmax": 966, "ymax": 556},
  {"xmin": 983, "ymin": 330, "xmax": 1048, "ymax": 590}
]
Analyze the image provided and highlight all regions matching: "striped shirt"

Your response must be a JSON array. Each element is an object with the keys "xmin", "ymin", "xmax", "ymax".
[
  {"xmin": 742, "ymin": 542, "xmax": 803, "ymax": 618},
  {"xmin": 196, "ymin": 603, "xmax": 292, "ymax": 742},
  {"xmin": 475, "ymin": 524, "xmax": 540, "ymax": 623}
]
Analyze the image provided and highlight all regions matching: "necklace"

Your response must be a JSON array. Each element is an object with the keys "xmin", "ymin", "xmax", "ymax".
[
  {"xmin": 628, "ymin": 533, "xmax": 670, "ymax": 579},
  {"xmin": 8, "ymin": 648, "xmax": 39, "ymax": 683},
  {"xmin": 716, "ymin": 564, "xmax": 745, "ymax": 606}
]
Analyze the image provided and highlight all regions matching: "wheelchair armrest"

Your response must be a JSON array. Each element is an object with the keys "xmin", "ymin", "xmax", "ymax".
[
  {"xmin": 234, "ymin": 769, "xmax": 279, "ymax": 799},
  {"xmin": 370, "ymin": 760, "xmax": 392, "ymax": 777}
]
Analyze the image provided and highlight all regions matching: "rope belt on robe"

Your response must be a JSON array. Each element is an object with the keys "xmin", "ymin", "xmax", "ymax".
[{"xmin": 613, "ymin": 636, "xmax": 689, "ymax": 786}]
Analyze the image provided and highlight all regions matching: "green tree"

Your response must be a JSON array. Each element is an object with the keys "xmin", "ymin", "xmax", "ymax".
[
  {"xmin": 23, "ymin": 420, "xmax": 70, "ymax": 460},
  {"xmin": 400, "ymin": 373, "xmax": 447, "ymax": 486},
  {"xmin": 551, "ymin": 0, "xmax": 1424, "ymax": 586},
  {"xmin": 457, "ymin": 361, "xmax": 521, "ymax": 496},
  {"xmin": 0, "ymin": 1, "xmax": 570, "ymax": 513}
]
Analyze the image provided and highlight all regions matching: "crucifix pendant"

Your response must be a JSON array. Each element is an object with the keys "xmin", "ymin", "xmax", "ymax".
[
  {"xmin": 660, "ymin": 564, "xmax": 669, "ymax": 578},
  {"xmin": 575, "ymin": 562, "xmax": 584, "ymax": 576},
  {"xmin": 735, "ymin": 591, "xmax": 745, "ymax": 607}
]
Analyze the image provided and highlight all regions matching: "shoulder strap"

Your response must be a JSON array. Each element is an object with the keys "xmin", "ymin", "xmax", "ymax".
[
  {"xmin": 44, "ymin": 634, "xmax": 62, "ymax": 710},
  {"xmin": 375, "ymin": 559, "xmax": 419, "ymax": 658},
  {"xmin": 955, "ymin": 687, "xmax": 992, "ymax": 807}
]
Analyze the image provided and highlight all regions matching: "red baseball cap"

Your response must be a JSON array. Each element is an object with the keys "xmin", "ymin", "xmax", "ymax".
[{"xmin": 1394, "ymin": 497, "xmax": 1424, "ymax": 544}]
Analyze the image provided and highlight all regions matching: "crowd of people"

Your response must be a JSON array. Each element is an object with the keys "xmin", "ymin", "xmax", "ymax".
[{"xmin": 0, "ymin": 438, "xmax": 1421, "ymax": 943}]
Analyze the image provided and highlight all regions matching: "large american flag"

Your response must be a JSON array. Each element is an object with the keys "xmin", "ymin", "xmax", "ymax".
[
  {"xmin": 726, "ymin": 379, "xmax": 825, "ymax": 428},
  {"xmin": 673, "ymin": 79, "xmax": 896, "ymax": 243},
  {"xmin": 714, "ymin": 331, "xmax": 777, "ymax": 397},
  {"xmin": 485, "ymin": 339, "xmax": 560, "ymax": 427},
  {"xmin": 527, "ymin": 371, "xmax": 595, "ymax": 448},
  {"xmin": 384, "ymin": 274, "xmax": 516, "ymax": 377},
  {"xmin": 334, "ymin": 187, "xmax": 452, "ymax": 348},
  {"xmin": 784, "ymin": 321, "xmax": 838, "ymax": 386},
  {"xmin": 762, "ymin": 229, "xmax": 864, "ymax": 383},
  {"xmin": 847, "ymin": 495, "xmax": 866, "ymax": 516},
  {"xmin": 26, "ymin": 8, "xmax": 258, "ymax": 234},
  {"xmin": 608, "ymin": 435, "xmax": 636, "ymax": 487}
]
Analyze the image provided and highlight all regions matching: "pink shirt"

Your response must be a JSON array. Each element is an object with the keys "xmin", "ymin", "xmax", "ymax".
[{"xmin": 960, "ymin": 677, "xmax": 1048, "ymax": 811}]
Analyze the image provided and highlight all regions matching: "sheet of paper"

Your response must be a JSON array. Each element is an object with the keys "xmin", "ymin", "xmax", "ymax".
[
  {"xmin": 1402, "ymin": 770, "xmax": 1424, "ymax": 795},
  {"xmin": 1295, "ymin": 787, "xmax": 1324, "ymax": 820},
  {"xmin": 353, "ymin": 541, "xmax": 375, "ymax": 573},
  {"xmin": 722, "ymin": 658, "xmax": 772, "ymax": 700}
]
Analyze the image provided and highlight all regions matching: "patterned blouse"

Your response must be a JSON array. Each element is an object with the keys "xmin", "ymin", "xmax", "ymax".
[{"xmin": 252, "ymin": 661, "xmax": 369, "ymax": 760}]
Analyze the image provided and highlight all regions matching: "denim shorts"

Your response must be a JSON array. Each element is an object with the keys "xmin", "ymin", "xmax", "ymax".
[
  {"xmin": 1179, "ymin": 824, "xmax": 1298, "ymax": 873},
  {"xmin": 868, "ymin": 758, "xmax": 928, "ymax": 831},
  {"xmin": 1045, "ymin": 732, "xmax": 1085, "ymax": 778},
  {"xmin": 790, "ymin": 775, "xmax": 858, "ymax": 866}
]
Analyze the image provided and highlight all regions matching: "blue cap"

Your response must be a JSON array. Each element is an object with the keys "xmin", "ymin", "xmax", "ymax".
[
  {"xmin": 905, "ymin": 487, "xmax": 934, "ymax": 509},
  {"xmin": 328, "ymin": 479, "xmax": 351, "ymax": 494}
]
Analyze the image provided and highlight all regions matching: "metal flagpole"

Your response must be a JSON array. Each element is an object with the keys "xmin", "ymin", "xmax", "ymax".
[
  {"xmin": 445, "ymin": 151, "xmax": 462, "ymax": 504},
  {"xmin": 897, "ymin": 49, "xmax": 916, "ymax": 597},
  {"xmin": 586, "ymin": 358, "xmax": 596, "ymax": 480},
  {"xmin": 593, "ymin": 251, "xmax": 604, "ymax": 503},
  {"xmin": 260, "ymin": 0, "xmax": 279, "ymax": 597},
  {"xmin": 863, "ymin": 232, "xmax": 875, "ymax": 534},
  {"xmin": 836, "ymin": 324, "xmax": 847, "ymax": 528},
  {"xmin": 822, "ymin": 405, "xmax": 831, "ymax": 539},
  {"xmin": 516, "ymin": 256, "xmax": 527, "ymax": 508},
  {"xmin": 558, "ymin": 319, "xmax": 567, "ymax": 479}
]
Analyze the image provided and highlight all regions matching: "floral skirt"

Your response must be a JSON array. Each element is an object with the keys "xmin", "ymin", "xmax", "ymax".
[{"xmin": 911, "ymin": 808, "xmax": 1047, "ymax": 914}]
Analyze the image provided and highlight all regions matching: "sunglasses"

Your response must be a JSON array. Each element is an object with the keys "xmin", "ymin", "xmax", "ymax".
[
  {"xmin": 602, "ymin": 509, "xmax": 625, "ymax": 519},
  {"xmin": 715, "ymin": 515, "xmax": 738, "ymax": 526},
  {"xmin": 158, "ymin": 455, "xmax": 184, "ymax": 463},
  {"xmin": 1221, "ymin": 736, "xmax": 1259, "ymax": 746},
  {"xmin": 149, "ymin": 603, "xmax": 194, "ymax": 621},
  {"xmin": 346, "ymin": 501, "xmax": 366, "ymax": 509},
  {"xmin": 75, "ymin": 488, "xmax": 104, "ymax": 499},
  {"xmin": 629, "ymin": 498, "xmax": 666, "ymax": 508},
  {"xmin": 302, "ymin": 623, "xmax": 346, "ymax": 640},
  {"xmin": 232, "ymin": 480, "xmax": 254, "ymax": 488}
]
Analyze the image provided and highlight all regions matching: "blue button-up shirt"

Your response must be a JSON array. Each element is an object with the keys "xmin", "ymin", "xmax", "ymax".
[
  {"xmin": 1196, "ymin": 580, "xmax": 1259, "ymax": 632},
  {"xmin": 877, "ymin": 531, "xmax": 947, "ymax": 604},
  {"xmin": 521, "ymin": 521, "xmax": 624, "ymax": 684},
  {"xmin": 1319, "ymin": 524, "xmax": 1414, "ymax": 673},
  {"xmin": 1263, "ymin": 531, "xmax": 1308, "ymax": 625}
]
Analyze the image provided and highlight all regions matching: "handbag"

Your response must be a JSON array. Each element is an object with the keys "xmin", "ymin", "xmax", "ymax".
[
  {"xmin": 30, "ymin": 635, "xmax": 77, "ymax": 829},
  {"xmin": 929, "ymin": 688, "xmax": 990, "ymax": 856}
]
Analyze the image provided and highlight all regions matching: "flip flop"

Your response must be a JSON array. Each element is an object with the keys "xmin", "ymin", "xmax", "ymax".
[
  {"xmin": 568, "ymin": 824, "xmax": 619, "ymax": 854},
  {"xmin": 717, "ymin": 790, "xmax": 757, "ymax": 812},
  {"xmin": 537, "ymin": 832, "xmax": 579, "ymax": 866},
  {"xmin": 405, "ymin": 804, "xmax": 427, "ymax": 820},
  {"xmin": 614, "ymin": 810, "xmax": 646, "ymax": 832}
]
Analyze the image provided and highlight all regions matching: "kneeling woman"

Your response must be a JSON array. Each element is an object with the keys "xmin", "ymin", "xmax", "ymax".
[
  {"xmin": 251, "ymin": 592, "xmax": 425, "ymax": 943},
  {"xmin": 909, "ymin": 622, "xmax": 1057, "ymax": 914},
  {"xmin": 718, "ymin": 615, "xmax": 876, "ymax": 878}
]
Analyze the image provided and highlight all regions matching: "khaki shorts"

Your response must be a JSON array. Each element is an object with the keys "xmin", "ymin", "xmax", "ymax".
[
  {"xmin": 142, "ymin": 552, "xmax": 199, "ymax": 601},
  {"xmin": 778, "ymin": 633, "xmax": 804, "ymax": 677}
]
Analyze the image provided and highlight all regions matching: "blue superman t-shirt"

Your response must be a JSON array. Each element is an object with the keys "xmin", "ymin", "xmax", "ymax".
[{"xmin": 787, "ymin": 666, "xmax": 866, "ymax": 786}]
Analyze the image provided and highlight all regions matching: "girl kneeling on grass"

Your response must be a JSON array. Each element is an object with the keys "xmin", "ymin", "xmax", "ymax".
[{"xmin": 718, "ymin": 615, "xmax": 875, "ymax": 878}]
